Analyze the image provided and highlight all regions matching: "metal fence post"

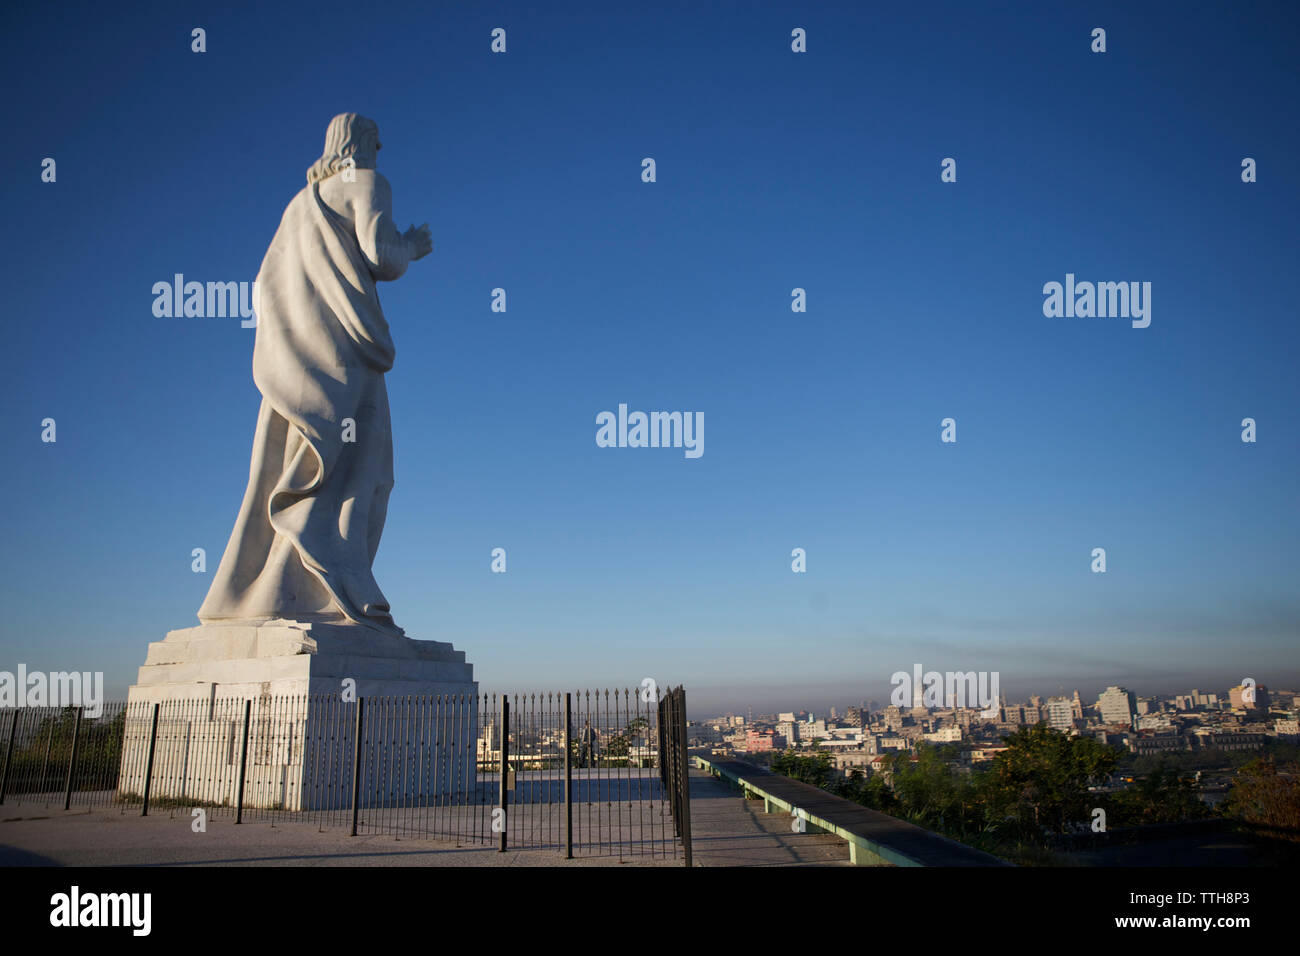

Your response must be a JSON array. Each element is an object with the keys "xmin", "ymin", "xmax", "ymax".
[
  {"xmin": 350, "ymin": 697, "xmax": 365, "ymax": 836},
  {"xmin": 675, "ymin": 687, "xmax": 693, "ymax": 867},
  {"xmin": 658, "ymin": 694, "xmax": 667, "ymax": 791},
  {"xmin": 498, "ymin": 697, "xmax": 509, "ymax": 853},
  {"xmin": 235, "ymin": 698, "xmax": 252, "ymax": 823},
  {"xmin": 671, "ymin": 692, "xmax": 681, "ymax": 834},
  {"xmin": 62, "ymin": 707, "xmax": 83, "ymax": 810},
  {"xmin": 663, "ymin": 692, "xmax": 676, "ymax": 834},
  {"xmin": 0, "ymin": 710, "xmax": 18, "ymax": 805},
  {"xmin": 564, "ymin": 691, "xmax": 572, "ymax": 859},
  {"xmin": 140, "ymin": 702, "xmax": 160, "ymax": 817},
  {"xmin": 39, "ymin": 720, "xmax": 54, "ymax": 801}
]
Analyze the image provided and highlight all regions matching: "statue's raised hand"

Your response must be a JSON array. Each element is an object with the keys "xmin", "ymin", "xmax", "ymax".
[{"xmin": 404, "ymin": 223, "xmax": 433, "ymax": 261}]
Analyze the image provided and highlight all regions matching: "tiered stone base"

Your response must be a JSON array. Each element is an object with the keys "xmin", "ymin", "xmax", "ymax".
[
  {"xmin": 121, "ymin": 620, "xmax": 479, "ymax": 810},
  {"xmin": 129, "ymin": 618, "xmax": 476, "ymax": 699}
]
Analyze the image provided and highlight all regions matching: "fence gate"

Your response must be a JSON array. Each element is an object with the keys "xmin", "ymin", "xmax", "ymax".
[{"xmin": 657, "ymin": 685, "xmax": 693, "ymax": 867}]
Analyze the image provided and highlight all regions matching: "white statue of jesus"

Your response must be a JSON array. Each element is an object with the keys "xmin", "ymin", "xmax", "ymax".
[{"xmin": 198, "ymin": 113, "xmax": 432, "ymax": 635}]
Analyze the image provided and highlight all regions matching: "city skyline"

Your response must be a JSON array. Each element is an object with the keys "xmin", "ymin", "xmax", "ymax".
[{"xmin": 688, "ymin": 673, "xmax": 1292, "ymax": 721}]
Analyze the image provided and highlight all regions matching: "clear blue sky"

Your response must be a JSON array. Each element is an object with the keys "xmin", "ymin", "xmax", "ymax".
[{"xmin": 3, "ymin": 0, "xmax": 1297, "ymax": 714}]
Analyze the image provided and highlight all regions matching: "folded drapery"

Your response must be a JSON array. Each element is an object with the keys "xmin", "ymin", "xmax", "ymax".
[{"xmin": 199, "ymin": 169, "xmax": 411, "ymax": 634}]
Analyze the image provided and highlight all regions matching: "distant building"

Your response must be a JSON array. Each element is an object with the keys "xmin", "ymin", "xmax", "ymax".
[
  {"xmin": 833, "ymin": 751, "xmax": 878, "ymax": 773},
  {"xmin": 1136, "ymin": 712, "xmax": 1174, "ymax": 732},
  {"xmin": 1178, "ymin": 689, "xmax": 1220, "ymax": 711},
  {"xmin": 1126, "ymin": 734, "xmax": 1191, "ymax": 756},
  {"xmin": 1229, "ymin": 684, "xmax": 1269, "ymax": 711},
  {"xmin": 1192, "ymin": 731, "xmax": 1265, "ymax": 752},
  {"xmin": 923, "ymin": 725, "xmax": 963, "ymax": 743},
  {"xmin": 1097, "ymin": 686, "xmax": 1136, "ymax": 728},
  {"xmin": 883, "ymin": 705, "xmax": 903, "ymax": 731},
  {"xmin": 1045, "ymin": 697, "xmax": 1075, "ymax": 732},
  {"xmin": 686, "ymin": 722, "xmax": 723, "ymax": 745},
  {"xmin": 803, "ymin": 719, "xmax": 829, "ymax": 740}
]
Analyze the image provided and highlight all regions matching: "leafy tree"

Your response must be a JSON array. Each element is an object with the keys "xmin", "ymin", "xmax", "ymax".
[
  {"xmin": 603, "ymin": 715, "xmax": 650, "ymax": 761},
  {"xmin": 771, "ymin": 748, "xmax": 834, "ymax": 789},
  {"xmin": 835, "ymin": 767, "xmax": 898, "ymax": 813},
  {"xmin": 1106, "ymin": 764, "xmax": 1212, "ymax": 826},
  {"xmin": 875, "ymin": 744, "xmax": 985, "ymax": 838},
  {"xmin": 1223, "ymin": 758, "xmax": 1300, "ymax": 841},
  {"xmin": 984, "ymin": 723, "xmax": 1118, "ymax": 837}
]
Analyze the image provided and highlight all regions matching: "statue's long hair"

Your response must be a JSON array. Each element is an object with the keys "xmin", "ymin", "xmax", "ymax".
[{"xmin": 306, "ymin": 113, "xmax": 380, "ymax": 184}]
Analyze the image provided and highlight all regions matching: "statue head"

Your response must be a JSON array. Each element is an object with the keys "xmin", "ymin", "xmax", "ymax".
[{"xmin": 306, "ymin": 113, "xmax": 381, "ymax": 184}]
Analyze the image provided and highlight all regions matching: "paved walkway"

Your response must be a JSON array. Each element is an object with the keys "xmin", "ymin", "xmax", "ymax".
[
  {"xmin": 687, "ymin": 769, "xmax": 861, "ymax": 866},
  {"xmin": 0, "ymin": 805, "xmax": 678, "ymax": 867},
  {"xmin": 0, "ymin": 770, "xmax": 869, "ymax": 867}
]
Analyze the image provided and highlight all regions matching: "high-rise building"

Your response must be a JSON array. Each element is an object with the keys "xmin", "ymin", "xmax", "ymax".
[
  {"xmin": 803, "ymin": 719, "xmax": 829, "ymax": 740},
  {"xmin": 1097, "ymin": 686, "xmax": 1136, "ymax": 727},
  {"xmin": 1230, "ymin": 684, "xmax": 1269, "ymax": 711},
  {"xmin": 883, "ymin": 705, "xmax": 903, "ymax": 731},
  {"xmin": 1045, "ymin": 697, "xmax": 1074, "ymax": 732}
]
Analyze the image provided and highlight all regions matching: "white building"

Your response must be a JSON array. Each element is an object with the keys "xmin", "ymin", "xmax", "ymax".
[
  {"xmin": 1097, "ymin": 686, "xmax": 1136, "ymax": 727},
  {"xmin": 1045, "ymin": 697, "xmax": 1074, "ymax": 732},
  {"xmin": 923, "ymin": 725, "xmax": 963, "ymax": 743},
  {"xmin": 802, "ymin": 719, "xmax": 830, "ymax": 740},
  {"xmin": 1136, "ymin": 712, "xmax": 1173, "ymax": 732}
]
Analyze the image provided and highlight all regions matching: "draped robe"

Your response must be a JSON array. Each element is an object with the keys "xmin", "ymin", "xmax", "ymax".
[{"xmin": 199, "ymin": 169, "xmax": 411, "ymax": 634}]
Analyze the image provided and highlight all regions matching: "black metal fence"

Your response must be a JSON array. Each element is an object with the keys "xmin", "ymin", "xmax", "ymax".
[
  {"xmin": 658, "ymin": 686, "xmax": 693, "ymax": 867},
  {"xmin": 0, "ymin": 702, "xmax": 127, "ymax": 811},
  {"xmin": 0, "ymin": 688, "xmax": 694, "ymax": 864}
]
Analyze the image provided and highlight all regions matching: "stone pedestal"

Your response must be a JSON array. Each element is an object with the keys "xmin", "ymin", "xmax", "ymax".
[
  {"xmin": 120, "ymin": 619, "xmax": 479, "ymax": 810},
  {"xmin": 129, "ymin": 618, "xmax": 476, "ymax": 699}
]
